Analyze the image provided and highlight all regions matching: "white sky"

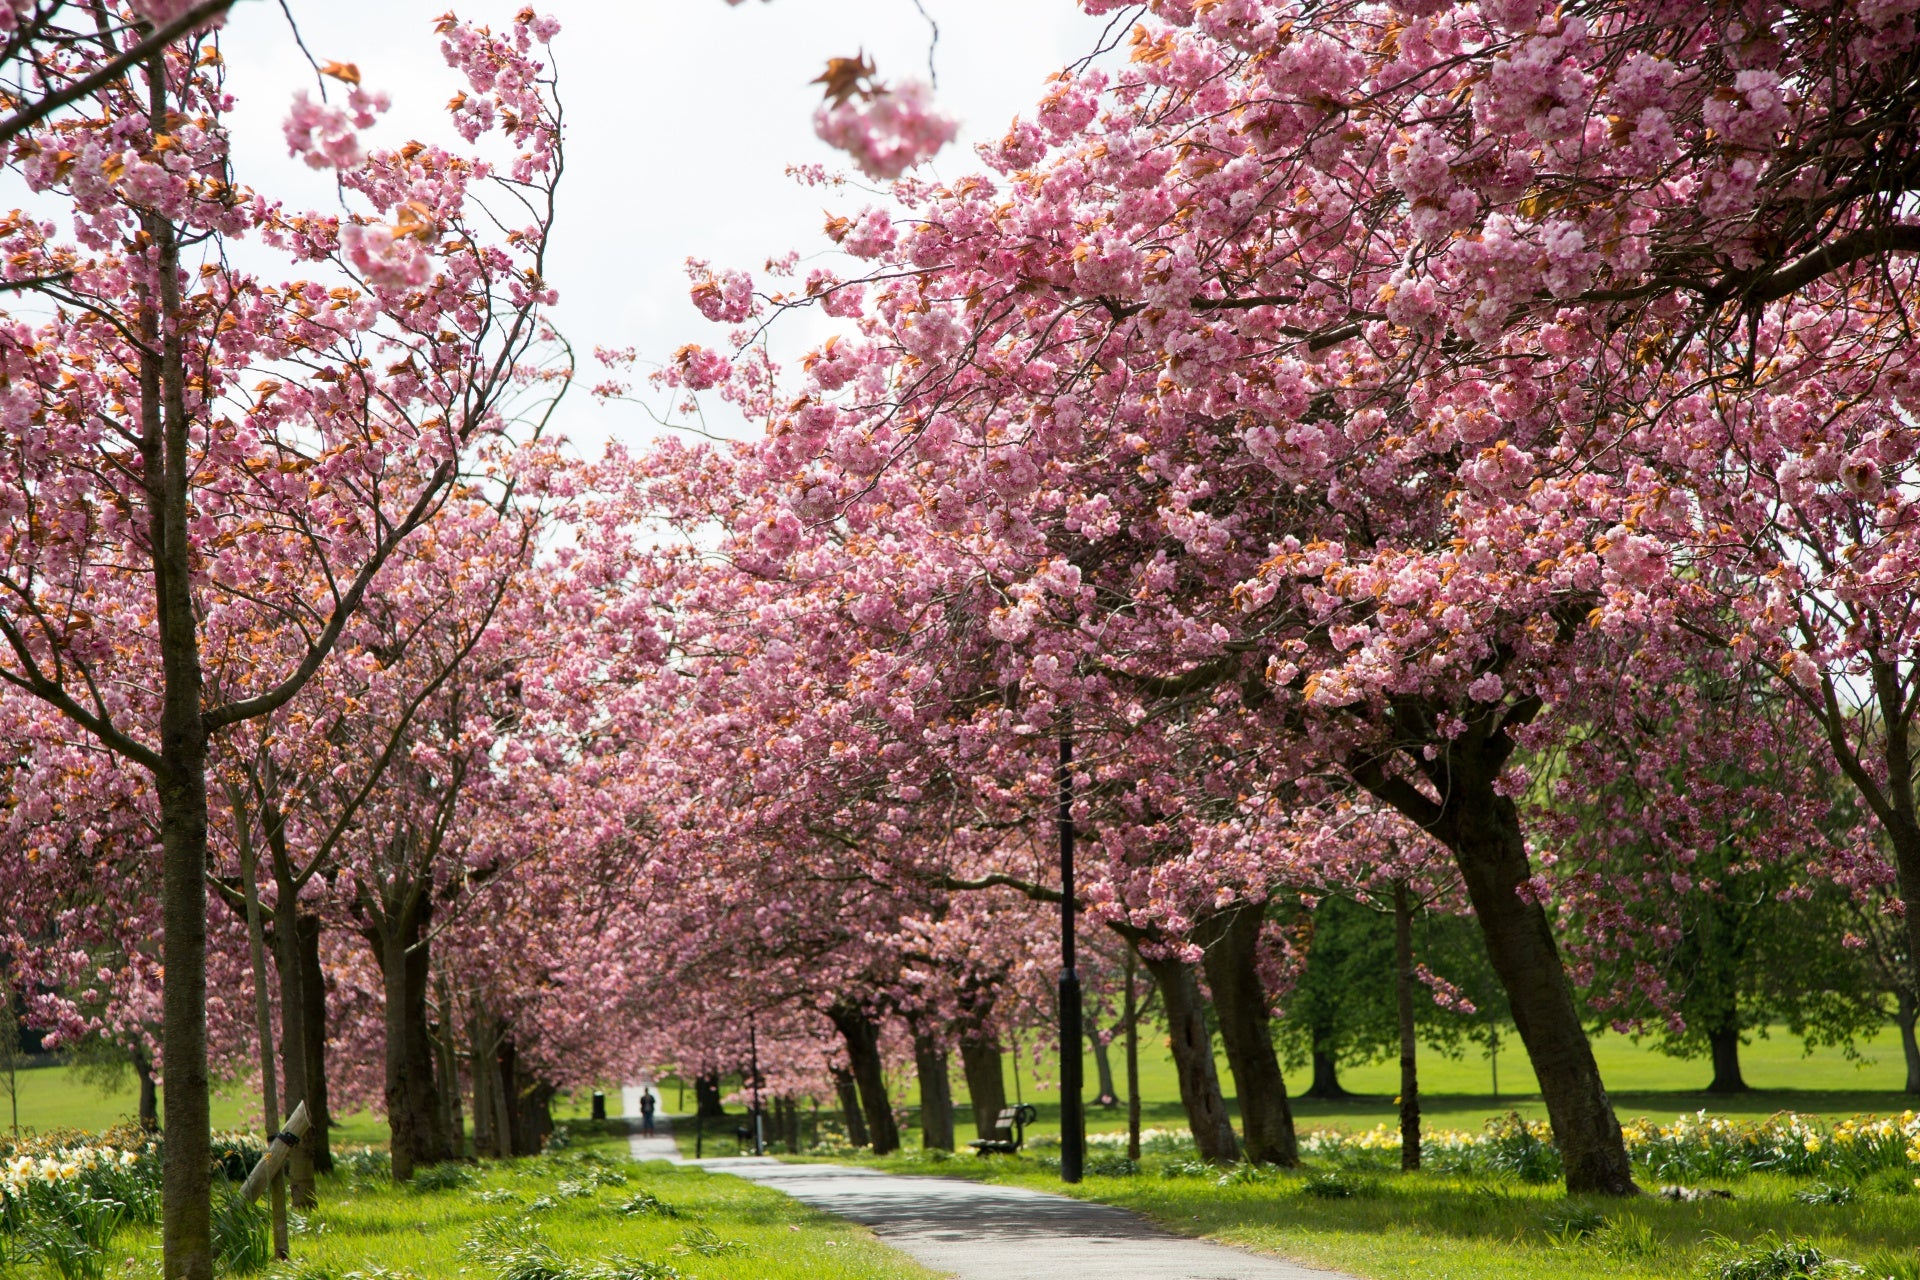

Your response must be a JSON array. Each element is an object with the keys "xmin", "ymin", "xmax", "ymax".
[{"xmin": 214, "ymin": 0, "xmax": 1112, "ymax": 456}]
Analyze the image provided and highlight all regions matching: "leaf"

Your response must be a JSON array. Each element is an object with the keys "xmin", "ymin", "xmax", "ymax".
[
  {"xmin": 319, "ymin": 61, "xmax": 362, "ymax": 85},
  {"xmin": 813, "ymin": 53, "xmax": 875, "ymax": 107}
]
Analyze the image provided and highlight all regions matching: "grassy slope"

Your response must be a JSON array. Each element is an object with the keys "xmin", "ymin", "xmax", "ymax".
[{"xmin": 5, "ymin": 1128, "xmax": 934, "ymax": 1280}]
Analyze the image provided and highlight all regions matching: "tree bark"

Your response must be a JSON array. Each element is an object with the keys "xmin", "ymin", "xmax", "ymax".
[
  {"xmin": 517, "ymin": 1076, "xmax": 553, "ymax": 1154},
  {"xmin": 433, "ymin": 989, "xmax": 465, "ymax": 1158},
  {"xmin": 469, "ymin": 1015, "xmax": 495, "ymax": 1157},
  {"xmin": 1394, "ymin": 881, "xmax": 1421, "ymax": 1172},
  {"xmin": 297, "ymin": 915, "xmax": 333, "ymax": 1175},
  {"xmin": 493, "ymin": 1038, "xmax": 519, "ymax": 1157},
  {"xmin": 911, "ymin": 1027, "xmax": 955, "ymax": 1151},
  {"xmin": 830, "ymin": 1065, "xmax": 868, "ymax": 1147},
  {"xmin": 829, "ymin": 1004, "xmax": 900, "ymax": 1155},
  {"xmin": 1138, "ymin": 950, "xmax": 1239, "ymax": 1163},
  {"xmin": 268, "ymin": 888, "xmax": 315, "ymax": 1207},
  {"xmin": 693, "ymin": 1073, "xmax": 726, "ymax": 1120},
  {"xmin": 1195, "ymin": 904, "xmax": 1297, "ymax": 1165},
  {"xmin": 1089, "ymin": 1022, "xmax": 1119, "ymax": 1106},
  {"xmin": 132, "ymin": 1046, "xmax": 159, "ymax": 1133},
  {"xmin": 1705, "ymin": 1025, "xmax": 1749, "ymax": 1094},
  {"xmin": 1306, "ymin": 1049, "xmax": 1349, "ymax": 1100},
  {"xmin": 143, "ymin": 131, "xmax": 215, "ymax": 1277},
  {"xmin": 958, "ymin": 1033, "xmax": 1007, "ymax": 1139},
  {"xmin": 364, "ymin": 900, "xmax": 449, "ymax": 1179},
  {"xmin": 1899, "ymin": 990, "xmax": 1920, "ymax": 1095},
  {"xmin": 1362, "ymin": 734, "xmax": 1637, "ymax": 1195}
]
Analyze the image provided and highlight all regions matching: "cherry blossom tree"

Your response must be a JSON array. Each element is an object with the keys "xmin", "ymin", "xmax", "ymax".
[{"xmin": 0, "ymin": 6, "xmax": 562, "ymax": 1268}]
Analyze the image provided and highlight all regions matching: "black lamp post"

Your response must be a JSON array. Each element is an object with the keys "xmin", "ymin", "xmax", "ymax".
[
  {"xmin": 1058, "ymin": 731, "xmax": 1084, "ymax": 1183},
  {"xmin": 748, "ymin": 1020, "xmax": 765, "ymax": 1156}
]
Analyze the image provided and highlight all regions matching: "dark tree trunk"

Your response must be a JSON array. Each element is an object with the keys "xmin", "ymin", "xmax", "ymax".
[
  {"xmin": 516, "ymin": 1075, "xmax": 553, "ymax": 1154},
  {"xmin": 1138, "ymin": 949, "xmax": 1239, "ymax": 1163},
  {"xmin": 366, "ymin": 901, "xmax": 450, "ymax": 1180},
  {"xmin": 830, "ymin": 1005, "xmax": 900, "ymax": 1155},
  {"xmin": 1899, "ymin": 990, "xmax": 1920, "ymax": 1095},
  {"xmin": 1089, "ymin": 1023, "xmax": 1119, "ymax": 1107},
  {"xmin": 911, "ymin": 1027, "xmax": 955, "ymax": 1152},
  {"xmin": 1394, "ymin": 881, "xmax": 1421, "ymax": 1172},
  {"xmin": 469, "ymin": 1017, "xmax": 495, "ymax": 1157},
  {"xmin": 494, "ymin": 1039, "xmax": 520, "ymax": 1156},
  {"xmin": 268, "ymin": 889, "xmax": 315, "ymax": 1207},
  {"xmin": 1306, "ymin": 1049, "xmax": 1349, "ymax": 1100},
  {"xmin": 693, "ymin": 1073, "xmax": 726, "ymax": 1119},
  {"xmin": 1196, "ymin": 905, "xmax": 1297, "ymax": 1165},
  {"xmin": 1706, "ymin": 1026, "xmax": 1749, "ymax": 1094},
  {"xmin": 831, "ymin": 1064, "xmax": 869, "ymax": 1147},
  {"xmin": 132, "ymin": 1045, "xmax": 159, "ymax": 1133},
  {"xmin": 958, "ymin": 1033, "xmax": 1007, "ymax": 1139},
  {"xmin": 298, "ymin": 915, "xmax": 333, "ymax": 1175},
  {"xmin": 786, "ymin": 1095, "xmax": 802, "ymax": 1152},
  {"xmin": 144, "ymin": 164, "xmax": 215, "ymax": 1280},
  {"xmin": 434, "ymin": 997, "xmax": 465, "ymax": 1158},
  {"xmin": 1363, "ymin": 737, "xmax": 1637, "ymax": 1195}
]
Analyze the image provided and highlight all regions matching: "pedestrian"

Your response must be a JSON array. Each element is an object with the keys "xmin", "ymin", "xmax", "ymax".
[{"xmin": 640, "ymin": 1088, "xmax": 656, "ymax": 1136}]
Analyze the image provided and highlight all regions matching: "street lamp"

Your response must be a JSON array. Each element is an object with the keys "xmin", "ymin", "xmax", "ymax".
[
  {"xmin": 1058, "ymin": 731, "xmax": 1084, "ymax": 1183},
  {"xmin": 748, "ymin": 1019, "xmax": 765, "ymax": 1156}
]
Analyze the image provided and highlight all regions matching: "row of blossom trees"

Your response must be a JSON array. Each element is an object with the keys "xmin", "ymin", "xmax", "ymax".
[{"xmin": 8, "ymin": 14, "xmax": 1920, "ymax": 1280}]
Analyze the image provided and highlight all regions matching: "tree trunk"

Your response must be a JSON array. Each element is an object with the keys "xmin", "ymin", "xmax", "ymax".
[
  {"xmin": 517, "ymin": 1076, "xmax": 553, "ymax": 1154},
  {"xmin": 434, "ymin": 993, "xmax": 466, "ymax": 1158},
  {"xmin": 133, "ymin": 1046, "xmax": 160, "ymax": 1133},
  {"xmin": 1899, "ymin": 990, "xmax": 1920, "ymax": 1095},
  {"xmin": 693, "ymin": 1073, "xmax": 726, "ymax": 1120},
  {"xmin": 237, "ymin": 825, "xmax": 288, "ymax": 1259},
  {"xmin": 268, "ymin": 889, "xmax": 315, "ymax": 1207},
  {"xmin": 493, "ymin": 1038, "xmax": 518, "ymax": 1157},
  {"xmin": 297, "ymin": 915, "xmax": 333, "ymax": 1175},
  {"xmin": 1089, "ymin": 1023, "xmax": 1119, "ymax": 1106},
  {"xmin": 1138, "ymin": 949, "xmax": 1239, "ymax": 1163},
  {"xmin": 470, "ymin": 1016, "xmax": 495, "ymax": 1157},
  {"xmin": 1306, "ymin": 1049, "xmax": 1349, "ymax": 1100},
  {"xmin": 830, "ymin": 1065, "xmax": 868, "ymax": 1146},
  {"xmin": 1375, "ymin": 751, "xmax": 1636, "ymax": 1195},
  {"xmin": 829, "ymin": 1005, "xmax": 900, "ymax": 1155},
  {"xmin": 366, "ymin": 901, "xmax": 449, "ymax": 1179},
  {"xmin": 138, "ymin": 60, "xmax": 216, "ymax": 1273},
  {"xmin": 1124, "ymin": 951, "xmax": 1141, "ymax": 1163},
  {"xmin": 958, "ymin": 1033, "xmax": 1007, "ymax": 1139},
  {"xmin": 912, "ymin": 1027, "xmax": 955, "ymax": 1152},
  {"xmin": 1196, "ymin": 905, "xmax": 1297, "ymax": 1165},
  {"xmin": 1704, "ymin": 1025, "xmax": 1748, "ymax": 1093},
  {"xmin": 1394, "ymin": 881, "xmax": 1421, "ymax": 1172}
]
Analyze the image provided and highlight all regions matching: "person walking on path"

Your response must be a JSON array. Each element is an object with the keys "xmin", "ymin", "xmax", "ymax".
[{"xmin": 639, "ymin": 1089, "xmax": 657, "ymax": 1136}]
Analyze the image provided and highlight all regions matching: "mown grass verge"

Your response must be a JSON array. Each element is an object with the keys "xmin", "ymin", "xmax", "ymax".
[
  {"xmin": 779, "ymin": 1137, "xmax": 1920, "ymax": 1280},
  {"xmin": 6, "ymin": 1128, "xmax": 933, "ymax": 1280}
]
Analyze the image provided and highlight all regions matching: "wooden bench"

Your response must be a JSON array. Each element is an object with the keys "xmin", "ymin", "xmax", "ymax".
[{"xmin": 968, "ymin": 1104, "xmax": 1038, "ymax": 1155}]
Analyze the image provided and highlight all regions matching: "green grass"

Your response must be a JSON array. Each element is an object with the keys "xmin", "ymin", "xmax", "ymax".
[
  {"xmin": 781, "ymin": 1147, "xmax": 1920, "ymax": 1280},
  {"xmin": 0, "ymin": 1064, "xmax": 620, "ymax": 1148},
  {"xmin": 4, "ymin": 1127, "xmax": 933, "ymax": 1280},
  {"xmin": 670, "ymin": 1023, "xmax": 1920, "ymax": 1160}
]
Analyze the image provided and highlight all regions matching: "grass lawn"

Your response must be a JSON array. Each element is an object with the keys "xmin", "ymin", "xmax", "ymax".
[
  {"xmin": 0, "ymin": 1064, "xmax": 621, "ymax": 1147},
  {"xmin": 672, "ymin": 1023, "xmax": 1920, "ymax": 1157},
  {"xmin": 779, "ymin": 1146, "xmax": 1920, "ymax": 1280},
  {"xmin": 5, "ymin": 1125, "xmax": 934, "ymax": 1280}
]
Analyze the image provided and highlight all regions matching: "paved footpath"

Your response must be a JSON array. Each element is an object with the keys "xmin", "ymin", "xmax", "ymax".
[{"xmin": 618, "ymin": 1084, "xmax": 1348, "ymax": 1280}]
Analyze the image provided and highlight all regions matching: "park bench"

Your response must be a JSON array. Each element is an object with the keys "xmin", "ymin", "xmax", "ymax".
[{"xmin": 968, "ymin": 1104, "xmax": 1038, "ymax": 1155}]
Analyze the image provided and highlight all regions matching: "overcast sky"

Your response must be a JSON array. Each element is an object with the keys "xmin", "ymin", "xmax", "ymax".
[{"xmin": 212, "ymin": 0, "xmax": 1111, "ymax": 455}]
